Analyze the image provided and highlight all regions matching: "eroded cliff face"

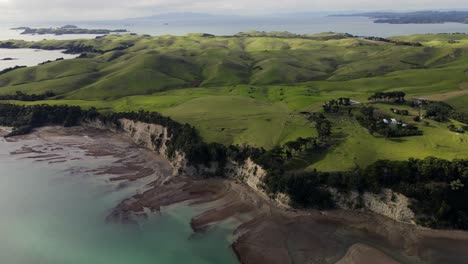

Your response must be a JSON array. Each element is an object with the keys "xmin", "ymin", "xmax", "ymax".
[
  {"xmin": 329, "ymin": 188, "xmax": 416, "ymax": 224},
  {"xmin": 86, "ymin": 118, "xmax": 416, "ymax": 224},
  {"xmin": 226, "ymin": 158, "xmax": 266, "ymax": 190},
  {"xmin": 118, "ymin": 119, "xmax": 170, "ymax": 155},
  {"xmin": 104, "ymin": 119, "xmax": 198, "ymax": 176}
]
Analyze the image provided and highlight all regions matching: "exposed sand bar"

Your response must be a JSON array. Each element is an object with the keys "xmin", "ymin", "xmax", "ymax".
[{"xmin": 4, "ymin": 126, "xmax": 468, "ymax": 264}]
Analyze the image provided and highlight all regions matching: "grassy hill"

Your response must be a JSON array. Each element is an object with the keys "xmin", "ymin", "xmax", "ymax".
[{"xmin": 1, "ymin": 32, "xmax": 467, "ymax": 170}]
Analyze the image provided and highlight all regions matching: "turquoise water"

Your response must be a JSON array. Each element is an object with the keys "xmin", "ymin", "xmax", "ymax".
[{"xmin": 0, "ymin": 139, "xmax": 238, "ymax": 264}]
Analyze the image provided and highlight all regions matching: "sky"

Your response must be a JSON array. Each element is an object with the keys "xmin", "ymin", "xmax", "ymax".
[{"xmin": 0, "ymin": 0, "xmax": 467, "ymax": 22}]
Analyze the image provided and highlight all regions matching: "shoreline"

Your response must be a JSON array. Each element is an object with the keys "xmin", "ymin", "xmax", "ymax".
[{"xmin": 3, "ymin": 125, "xmax": 468, "ymax": 264}]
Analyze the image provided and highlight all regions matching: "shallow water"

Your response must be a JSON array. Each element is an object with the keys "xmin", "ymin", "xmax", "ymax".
[
  {"xmin": 0, "ymin": 48, "xmax": 78, "ymax": 71},
  {"xmin": 0, "ymin": 138, "xmax": 238, "ymax": 264}
]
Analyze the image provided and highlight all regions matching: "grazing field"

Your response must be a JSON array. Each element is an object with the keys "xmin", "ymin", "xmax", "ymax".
[{"xmin": 1, "ymin": 32, "xmax": 468, "ymax": 170}]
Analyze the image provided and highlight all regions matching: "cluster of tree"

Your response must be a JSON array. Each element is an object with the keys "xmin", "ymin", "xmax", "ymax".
[
  {"xmin": 63, "ymin": 44, "xmax": 104, "ymax": 54},
  {"xmin": 451, "ymin": 111, "xmax": 468, "ymax": 125},
  {"xmin": 0, "ymin": 91, "xmax": 55, "ymax": 101},
  {"xmin": 62, "ymin": 43, "xmax": 135, "ymax": 55},
  {"xmin": 0, "ymin": 42, "xmax": 17, "ymax": 48},
  {"xmin": 38, "ymin": 58, "xmax": 64, "ymax": 65},
  {"xmin": 356, "ymin": 106, "xmax": 379, "ymax": 134},
  {"xmin": 425, "ymin": 102, "xmax": 453, "ymax": 122},
  {"xmin": 283, "ymin": 137, "xmax": 320, "ymax": 157},
  {"xmin": 448, "ymin": 124, "xmax": 466, "ymax": 134},
  {"xmin": 312, "ymin": 114, "xmax": 333, "ymax": 139},
  {"xmin": 390, "ymin": 108, "xmax": 409, "ymax": 115},
  {"xmin": 264, "ymin": 169, "xmax": 335, "ymax": 209},
  {"xmin": 356, "ymin": 106, "xmax": 422, "ymax": 137},
  {"xmin": 362, "ymin": 36, "xmax": 422, "ymax": 46},
  {"xmin": 423, "ymin": 101, "xmax": 468, "ymax": 126},
  {"xmin": 322, "ymin": 98, "xmax": 351, "ymax": 113},
  {"xmin": 201, "ymin": 33, "xmax": 216, "ymax": 38},
  {"xmin": 0, "ymin": 104, "xmax": 85, "ymax": 136},
  {"xmin": 368, "ymin": 91, "xmax": 406, "ymax": 103},
  {"xmin": 0, "ymin": 65, "xmax": 26, "ymax": 75}
]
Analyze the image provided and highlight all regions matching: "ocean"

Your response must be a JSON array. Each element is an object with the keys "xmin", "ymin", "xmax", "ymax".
[{"xmin": 1, "ymin": 15, "xmax": 468, "ymax": 41}]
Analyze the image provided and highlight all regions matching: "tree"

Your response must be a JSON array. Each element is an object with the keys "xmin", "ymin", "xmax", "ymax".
[{"xmin": 316, "ymin": 118, "xmax": 332, "ymax": 139}]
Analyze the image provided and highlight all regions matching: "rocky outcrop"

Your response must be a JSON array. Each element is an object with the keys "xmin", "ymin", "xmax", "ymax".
[
  {"xmin": 226, "ymin": 158, "xmax": 266, "ymax": 190},
  {"xmin": 118, "ymin": 119, "xmax": 170, "ymax": 154},
  {"xmin": 329, "ymin": 188, "xmax": 416, "ymax": 224},
  {"xmin": 0, "ymin": 127, "xmax": 12, "ymax": 137}
]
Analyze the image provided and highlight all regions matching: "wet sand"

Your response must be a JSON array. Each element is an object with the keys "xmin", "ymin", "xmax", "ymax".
[{"xmin": 3, "ymin": 126, "xmax": 468, "ymax": 264}]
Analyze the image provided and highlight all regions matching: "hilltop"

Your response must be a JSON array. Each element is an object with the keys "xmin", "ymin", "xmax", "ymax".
[{"xmin": 0, "ymin": 31, "xmax": 467, "ymax": 171}]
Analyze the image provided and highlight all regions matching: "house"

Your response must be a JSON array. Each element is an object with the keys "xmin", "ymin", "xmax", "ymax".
[{"xmin": 383, "ymin": 118, "xmax": 407, "ymax": 127}]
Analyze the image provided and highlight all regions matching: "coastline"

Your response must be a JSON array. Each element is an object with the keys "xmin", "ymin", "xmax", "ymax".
[{"xmin": 3, "ymin": 126, "xmax": 468, "ymax": 264}]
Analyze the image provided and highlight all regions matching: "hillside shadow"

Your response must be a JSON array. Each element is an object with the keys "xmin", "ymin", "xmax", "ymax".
[{"xmin": 387, "ymin": 138, "xmax": 408, "ymax": 143}]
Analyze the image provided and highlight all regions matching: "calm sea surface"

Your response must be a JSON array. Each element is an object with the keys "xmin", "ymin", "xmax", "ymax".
[
  {"xmin": 1, "ymin": 16, "xmax": 468, "ymax": 41},
  {"xmin": 0, "ymin": 49, "xmax": 78, "ymax": 71}
]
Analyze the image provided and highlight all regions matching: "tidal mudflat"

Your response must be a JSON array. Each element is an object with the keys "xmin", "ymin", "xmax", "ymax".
[{"xmin": 1, "ymin": 126, "xmax": 467, "ymax": 264}]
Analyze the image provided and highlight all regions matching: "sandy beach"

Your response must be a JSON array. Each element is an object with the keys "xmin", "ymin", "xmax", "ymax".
[{"xmin": 3, "ymin": 126, "xmax": 468, "ymax": 264}]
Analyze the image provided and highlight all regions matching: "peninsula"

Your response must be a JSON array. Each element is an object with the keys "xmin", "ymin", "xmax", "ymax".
[
  {"xmin": 11, "ymin": 25, "xmax": 128, "ymax": 35},
  {"xmin": 334, "ymin": 11, "xmax": 468, "ymax": 24}
]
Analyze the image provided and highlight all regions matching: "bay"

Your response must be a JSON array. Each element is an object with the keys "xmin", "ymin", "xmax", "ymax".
[{"xmin": 0, "ymin": 138, "xmax": 237, "ymax": 264}]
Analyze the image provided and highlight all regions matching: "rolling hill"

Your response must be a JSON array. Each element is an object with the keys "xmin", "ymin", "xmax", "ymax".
[{"xmin": 1, "ymin": 31, "xmax": 467, "ymax": 170}]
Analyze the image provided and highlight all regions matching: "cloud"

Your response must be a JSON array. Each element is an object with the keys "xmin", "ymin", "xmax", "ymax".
[{"xmin": 1, "ymin": 0, "xmax": 467, "ymax": 21}]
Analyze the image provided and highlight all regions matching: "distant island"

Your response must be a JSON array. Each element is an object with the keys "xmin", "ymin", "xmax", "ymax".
[
  {"xmin": 11, "ymin": 25, "xmax": 128, "ymax": 35},
  {"xmin": 334, "ymin": 11, "xmax": 468, "ymax": 24}
]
